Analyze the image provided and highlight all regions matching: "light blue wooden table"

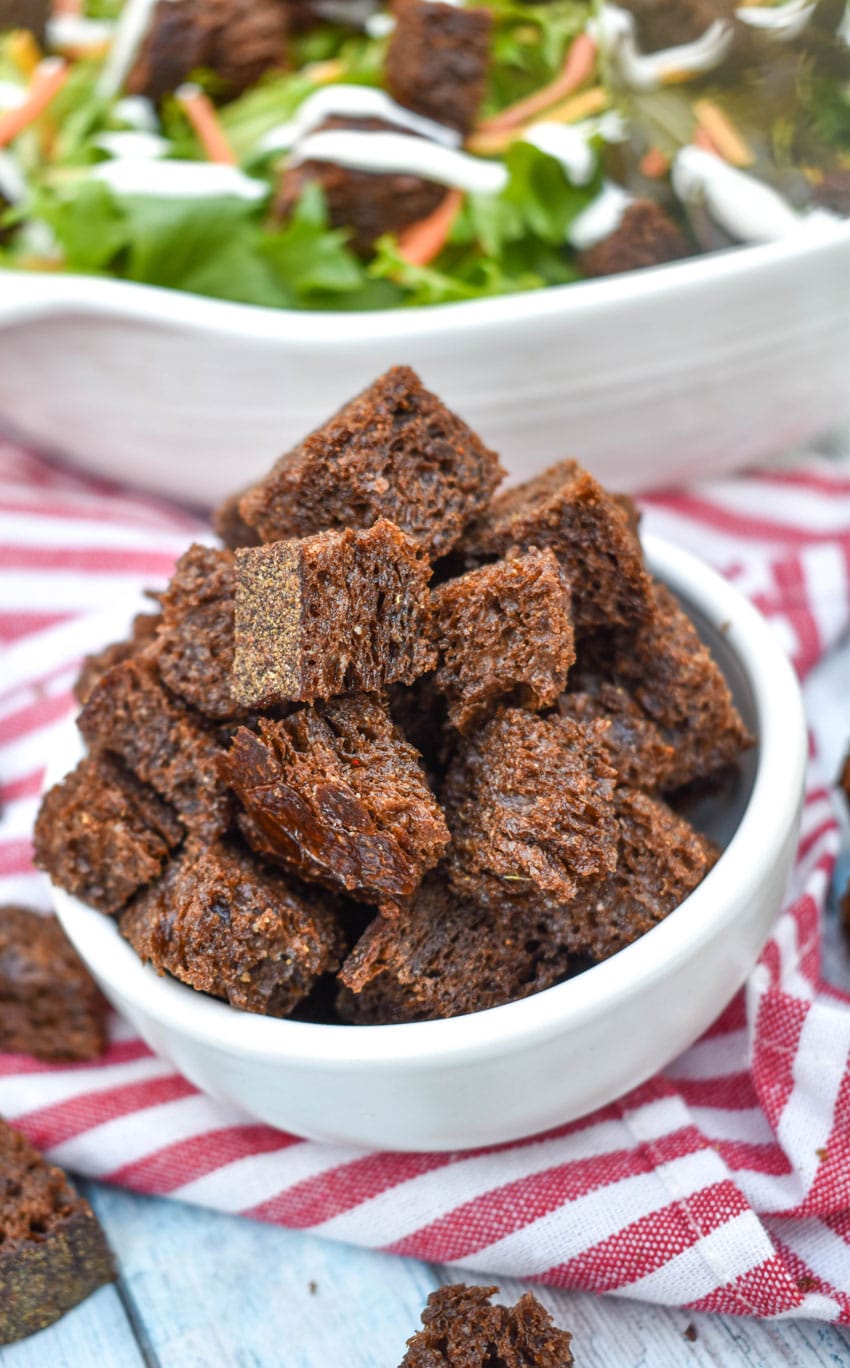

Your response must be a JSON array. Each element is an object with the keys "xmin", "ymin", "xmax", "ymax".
[{"xmin": 2, "ymin": 1183, "xmax": 850, "ymax": 1367}]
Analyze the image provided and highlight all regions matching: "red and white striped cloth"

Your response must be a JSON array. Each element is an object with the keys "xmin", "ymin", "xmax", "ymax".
[{"xmin": 2, "ymin": 440, "xmax": 850, "ymax": 1321}]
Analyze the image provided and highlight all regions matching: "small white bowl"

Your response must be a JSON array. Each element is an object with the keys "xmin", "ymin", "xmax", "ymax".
[
  {"xmin": 2, "ymin": 224, "xmax": 850, "ymax": 504},
  {"xmin": 49, "ymin": 534, "xmax": 806, "ymax": 1151}
]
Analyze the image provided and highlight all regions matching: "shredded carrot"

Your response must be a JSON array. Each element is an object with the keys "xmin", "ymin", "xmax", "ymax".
[
  {"xmin": 467, "ymin": 87, "xmax": 608, "ymax": 156},
  {"xmin": 304, "ymin": 58, "xmax": 346, "ymax": 86},
  {"xmin": 52, "ymin": 0, "xmax": 83, "ymax": 13},
  {"xmin": 7, "ymin": 29, "xmax": 41, "ymax": 78},
  {"xmin": 0, "ymin": 58, "xmax": 68, "ymax": 149},
  {"xmin": 176, "ymin": 83, "xmax": 236, "ymax": 165},
  {"xmin": 477, "ymin": 32, "xmax": 597, "ymax": 135},
  {"xmin": 397, "ymin": 188, "xmax": 464, "ymax": 266},
  {"xmin": 693, "ymin": 99, "xmax": 753, "ymax": 167},
  {"xmin": 640, "ymin": 147, "xmax": 669, "ymax": 179}
]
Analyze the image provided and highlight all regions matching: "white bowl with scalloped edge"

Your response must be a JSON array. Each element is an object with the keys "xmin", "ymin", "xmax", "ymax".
[
  {"xmin": 2, "ymin": 221, "xmax": 850, "ymax": 504},
  {"xmin": 45, "ymin": 534, "xmax": 806, "ymax": 1151}
]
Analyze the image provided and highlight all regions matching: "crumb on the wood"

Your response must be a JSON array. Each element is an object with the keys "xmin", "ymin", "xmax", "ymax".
[
  {"xmin": 816, "ymin": 1147, "xmax": 828, "ymax": 1161},
  {"xmin": 308, "ymin": 1280, "xmax": 318, "ymax": 1295},
  {"xmin": 683, "ymin": 1323, "xmax": 698, "ymax": 1342},
  {"xmin": 796, "ymin": 1274, "xmax": 819, "ymax": 1292}
]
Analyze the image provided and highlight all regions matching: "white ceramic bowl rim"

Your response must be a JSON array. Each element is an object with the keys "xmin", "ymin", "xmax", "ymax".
[
  {"xmin": 3, "ymin": 222, "xmax": 849, "ymax": 342},
  {"xmin": 52, "ymin": 534, "xmax": 806, "ymax": 1071}
]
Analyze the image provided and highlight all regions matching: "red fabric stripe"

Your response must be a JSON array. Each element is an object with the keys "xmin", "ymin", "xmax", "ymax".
[
  {"xmin": 1, "ymin": 689, "xmax": 74, "ymax": 745},
  {"xmin": 0, "ymin": 838, "xmax": 35, "ymax": 877},
  {"xmin": 246, "ymin": 1150, "xmax": 452, "ymax": 1227},
  {"xmin": 108, "ymin": 1126, "xmax": 301, "ymax": 1194},
  {"xmin": 15, "ymin": 1074, "xmax": 195, "ymax": 1149},
  {"xmin": 542, "ymin": 1179, "xmax": 751, "ymax": 1295},
  {"xmin": 0, "ymin": 1037, "xmax": 152, "ymax": 1077},
  {"xmin": 686, "ymin": 1253, "xmax": 805, "ymax": 1318},
  {"xmin": 0, "ymin": 611, "xmax": 73, "ymax": 643},
  {"xmin": 0, "ymin": 544, "xmax": 179, "ymax": 574}
]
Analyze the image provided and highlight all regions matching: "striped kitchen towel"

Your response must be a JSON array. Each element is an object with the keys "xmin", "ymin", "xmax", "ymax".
[{"xmin": 2, "ymin": 440, "xmax": 850, "ymax": 1322}]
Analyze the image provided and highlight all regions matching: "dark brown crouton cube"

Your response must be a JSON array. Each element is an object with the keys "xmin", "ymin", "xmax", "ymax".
[
  {"xmin": 444, "ymin": 709, "xmax": 618, "ymax": 915},
  {"xmin": 578, "ymin": 200, "xmax": 690, "ymax": 279},
  {"xmin": 386, "ymin": 0, "xmax": 493, "ymax": 136},
  {"xmin": 213, "ymin": 489, "xmax": 261, "ymax": 549},
  {"xmin": 127, "ymin": 0, "xmax": 288, "ymax": 103},
  {"xmin": 433, "ymin": 548, "xmax": 575, "ymax": 734},
  {"xmin": 223, "ymin": 693, "xmax": 449, "ymax": 913},
  {"xmin": 73, "ymin": 611, "xmax": 161, "ymax": 706},
  {"xmin": 234, "ymin": 366, "xmax": 504, "ymax": 557},
  {"xmin": 337, "ymin": 874, "xmax": 572, "ymax": 1024},
  {"xmin": 120, "ymin": 840, "xmax": 343, "ymax": 1016},
  {"xmin": 462, "ymin": 459, "xmax": 652, "ymax": 632},
  {"xmin": 150, "ymin": 543, "xmax": 246, "ymax": 721},
  {"xmin": 622, "ymin": 0, "xmax": 733, "ymax": 53},
  {"xmin": 232, "ymin": 519, "xmax": 436, "ymax": 708},
  {"xmin": 549, "ymin": 788, "xmax": 718, "ymax": 960},
  {"xmin": 0, "ymin": 906, "xmax": 107, "ymax": 1062},
  {"xmin": 398, "ymin": 1284, "xmax": 574, "ymax": 1368},
  {"xmin": 388, "ymin": 674, "xmax": 455, "ymax": 789},
  {"xmin": 557, "ymin": 679, "xmax": 677, "ymax": 791},
  {"xmin": 0, "ymin": 1119, "xmax": 114, "ymax": 1346},
  {"xmin": 275, "ymin": 155, "xmax": 445, "ymax": 255},
  {"xmin": 588, "ymin": 582, "xmax": 753, "ymax": 789},
  {"xmin": 78, "ymin": 658, "xmax": 231, "ymax": 841},
  {"xmin": 34, "ymin": 755, "xmax": 183, "ymax": 915}
]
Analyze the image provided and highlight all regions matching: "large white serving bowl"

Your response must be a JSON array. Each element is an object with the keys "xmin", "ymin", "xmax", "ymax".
[
  {"xmin": 48, "ymin": 534, "xmax": 806, "ymax": 1151},
  {"xmin": 2, "ymin": 224, "xmax": 850, "ymax": 505}
]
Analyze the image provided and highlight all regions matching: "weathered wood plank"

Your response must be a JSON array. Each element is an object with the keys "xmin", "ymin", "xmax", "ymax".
[
  {"xmin": 0, "ymin": 1284, "xmax": 145, "ymax": 1368},
  {"xmin": 85, "ymin": 1182, "xmax": 441, "ymax": 1368},
  {"xmin": 431, "ymin": 1266, "xmax": 850, "ymax": 1367}
]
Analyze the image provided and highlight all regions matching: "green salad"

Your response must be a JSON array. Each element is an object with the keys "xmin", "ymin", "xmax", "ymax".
[{"xmin": 0, "ymin": 0, "xmax": 849, "ymax": 311}]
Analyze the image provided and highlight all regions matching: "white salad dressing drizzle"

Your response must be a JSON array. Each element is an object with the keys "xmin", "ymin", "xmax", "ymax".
[
  {"xmin": 291, "ymin": 128, "xmax": 509, "ymax": 194},
  {"xmin": 521, "ymin": 123, "xmax": 597, "ymax": 185},
  {"xmin": 567, "ymin": 180, "xmax": 635, "ymax": 249},
  {"xmin": 365, "ymin": 12, "xmax": 395, "ymax": 38},
  {"xmin": 0, "ymin": 150, "xmax": 27, "ymax": 203},
  {"xmin": 672, "ymin": 146, "xmax": 838, "ymax": 241},
  {"xmin": 0, "ymin": 81, "xmax": 26, "ymax": 110},
  {"xmin": 97, "ymin": 0, "xmax": 171, "ymax": 99},
  {"xmin": 114, "ymin": 95, "xmax": 160, "ymax": 132},
  {"xmin": 47, "ymin": 16, "xmax": 116, "ymax": 52},
  {"xmin": 90, "ymin": 158, "xmax": 269, "ymax": 200},
  {"xmin": 259, "ymin": 84, "xmax": 461, "ymax": 155},
  {"xmin": 735, "ymin": 0, "xmax": 816, "ymax": 41},
  {"xmin": 95, "ymin": 130, "xmax": 170, "ymax": 159},
  {"xmin": 592, "ymin": 5, "xmax": 734, "ymax": 90}
]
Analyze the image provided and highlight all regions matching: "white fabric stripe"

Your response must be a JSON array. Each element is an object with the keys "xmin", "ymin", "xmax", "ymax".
[
  {"xmin": 666, "ymin": 1030, "xmax": 749, "ymax": 1080},
  {"xmin": 776, "ymin": 1004, "xmax": 850, "ymax": 1197},
  {"xmin": 0, "ymin": 512, "xmax": 191, "ymax": 551},
  {"xmin": 0, "ymin": 871, "xmax": 50, "ymax": 907},
  {"xmin": 0, "ymin": 1054, "xmax": 175, "ymax": 1115},
  {"xmin": 772, "ymin": 1292, "xmax": 842, "ymax": 1321},
  {"xmin": 804, "ymin": 543, "xmax": 850, "ymax": 649},
  {"xmin": 615, "ymin": 1210, "xmax": 776, "ymax": 1306},
  {"xmin": 312, "ymin": 1105, "xmax": 683, "ymax": 1248},
  {"xmin": 447, "ymin": 1150, "xmax": 722, "ymax": 1277},
  {"xmin": 172, "ymin": 1141, "xmax": 362, "ymax": 1212},
  {"xmin": 48, "ymin": 1092, "xmax": 251, "ymax": 1174},
  {"xmin": 689, "ymin": 1105, "xmax": 776, "ymax": 1146},
  {"xmin": 0, "ymin": 795, "xmax": 38, "ymax": 841},
  {"xmin": 767, "ymin": 1215, "xmax": 850, "ymax": 1299},
  {"xmin": 772, "ymin": 911, "xmax": 814, "ymax": 1003},
  {"xmin": 686, "ymin": 480, "xmax": 850, "ymax": 534},
  {"xmin": 0, "ymin": 569, "xmax": 169, "ymax": 610},
  {"xmin": 1, "ymin": 718, "xmax": 76, "ymax": 789},
  {"xmin": 730, "ymin": 1165, "xmax": 806, "ymax": 1215},
  {"xmin": 0, "ymin": 600, "xmax": 147, "ymax": 700}
]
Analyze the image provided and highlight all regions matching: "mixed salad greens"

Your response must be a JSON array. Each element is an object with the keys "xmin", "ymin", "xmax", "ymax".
[{"xmin": 0, "ymin": 0, "xmax": 849, "ymax": 311}]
